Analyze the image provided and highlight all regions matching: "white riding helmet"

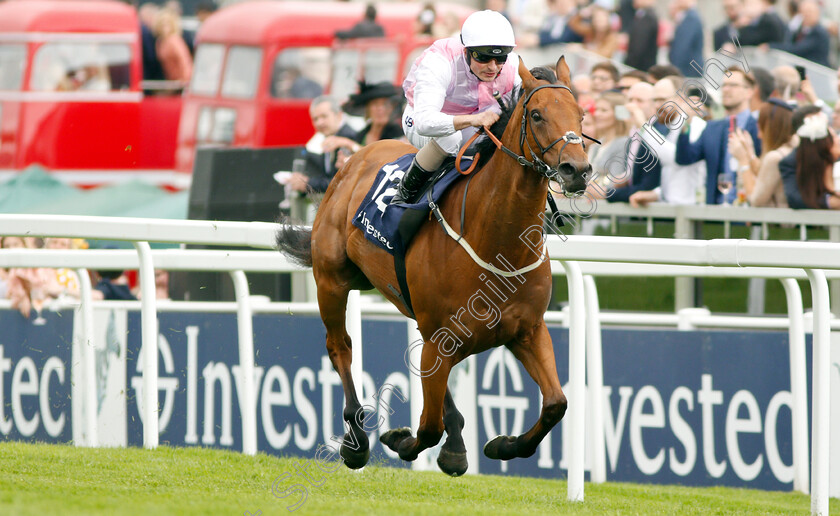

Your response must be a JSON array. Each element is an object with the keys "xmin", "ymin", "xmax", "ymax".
[{"xmin": 460, "ymin": 10, "xmax": 516, "ymax": 49}]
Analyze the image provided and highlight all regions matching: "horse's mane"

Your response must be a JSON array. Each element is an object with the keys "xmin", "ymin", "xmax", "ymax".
[{"xmin": 473, "ymin": 66, "xmax": 558, "ymax": 170}]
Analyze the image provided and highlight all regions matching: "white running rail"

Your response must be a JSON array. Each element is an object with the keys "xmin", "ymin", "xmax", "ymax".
[{"xmin": 0, "ymin": 215, "xmax": 837, "ymax": 515}]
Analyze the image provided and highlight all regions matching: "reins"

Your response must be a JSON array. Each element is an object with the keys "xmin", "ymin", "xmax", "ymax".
[{"xmin": 455, "ymin": 84, "xmax": 599, "ymax": 189}]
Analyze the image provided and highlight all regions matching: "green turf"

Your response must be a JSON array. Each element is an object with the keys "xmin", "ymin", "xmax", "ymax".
[{"xmin": 1, "ymin": 442, "xmax": 836, "ymax": 515}]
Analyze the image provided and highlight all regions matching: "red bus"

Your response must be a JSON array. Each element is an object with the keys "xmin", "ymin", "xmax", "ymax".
[
  {"xmin": 0, "ymin": 0, "xmax": 184, "ymax": 188},
  {"xmin": 0, "ymin": 0, "xmax": 472, "ymax": 187},
  {"xmin": 176, "ymin": 1, "xmax": 472, "ymax": 173}
]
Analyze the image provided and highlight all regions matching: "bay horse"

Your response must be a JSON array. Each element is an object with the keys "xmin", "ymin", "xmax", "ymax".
[{"xmin": 276, "ymin": 57, "xmax": 591, "ymax": 476}]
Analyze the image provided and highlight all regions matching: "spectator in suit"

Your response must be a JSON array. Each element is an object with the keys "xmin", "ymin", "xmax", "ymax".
[
  {"xmin": 288, "ymin": 96, "xmax": 359, "ymax": 195},
  {"xmin": 630, "ymin": 76, "xmax": 706, "ymax": 205},
  {"xmin": 605, "ymin": 81, "xmax": 662, "ymax": 202},
  {"xmin": 667, "ymin": 0, "xmax": 703, "ymax": 77},
  {"xmin": 676, "ymin": 67, "xmax": 762, "ymax": 204},
  {"xmin": 769, "ymin": 0, "xmax": 830, "ymax": 67},
  {"xmin": 714, "ymin": 0, "xmax": 742, "ymax": 51},
  {"xmin": 336, "ymin": 4, "xmax": 386, "ymax": 39},
  {"xmin": 736, "ymin": 0, "xmax": 787, "ymax": 47},
  {"xmin": 624, "ymin": 0, "xmax": 659, "ymax": 72}
]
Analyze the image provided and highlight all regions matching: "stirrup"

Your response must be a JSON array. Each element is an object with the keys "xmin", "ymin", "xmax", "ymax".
[{"xmin": 390, "ymin": 159, "xmax": 435, "ymax": 205}]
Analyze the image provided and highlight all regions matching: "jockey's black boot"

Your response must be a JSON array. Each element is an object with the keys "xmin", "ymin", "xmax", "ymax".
[{"xmin": 390, "ymin": 159, "xmax": 435, "ymax": 205}]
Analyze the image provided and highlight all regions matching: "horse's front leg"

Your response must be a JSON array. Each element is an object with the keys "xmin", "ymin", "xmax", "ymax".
[
  {"xmin": 484, "ymin": 322, "xmax": 567, "ymax": 460},
  {"xmin": 380, "ymin": 342, "xmax": 450, "ymax": 463},
  {"xmin": 436, "ymin": 387, "xmax": 468, "ymax": 476}
]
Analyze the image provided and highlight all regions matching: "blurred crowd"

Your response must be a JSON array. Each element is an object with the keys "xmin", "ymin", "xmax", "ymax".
[
  {"xmin": 490, "ymin": 0, "xmax": 839, "ymax": 69},
  {"xmin": 277, "ymin": 0, "xmax": 840, "ymax": 210},
  {"xmin": 0, "ymin": 237, "xmax": 171, "ymax": 322},
  {"xmin": 568, "ymin": 57, "xmax": 840, "ymax": 209},
  {"xmin": 530, "ymin": 0, "xmax": 840, "ymax": 210},
  {"xmin": 10, "ymin": 0, "xmax": 840, "ymax": 212},
  {"xmin": 407, "ymin": 0, "xmax": 840, "ymax": 211}
]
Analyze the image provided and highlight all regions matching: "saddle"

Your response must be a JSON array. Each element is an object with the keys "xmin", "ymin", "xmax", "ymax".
[{"xmin": 351, "ymin": 154, "xmax": 465, "ymax": 318}]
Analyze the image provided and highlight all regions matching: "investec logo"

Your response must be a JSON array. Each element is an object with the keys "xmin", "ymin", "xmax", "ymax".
[
  {"xmin": 477, "ymin": 347, "xmax": 529, "ymax": 472},
  {"xmin": 128, "ymin": 324, "xmax": 349, "ymax": 451},
  {"xmin": 130, "ymin": 333, "xmax": 180, "ymax": 434}
]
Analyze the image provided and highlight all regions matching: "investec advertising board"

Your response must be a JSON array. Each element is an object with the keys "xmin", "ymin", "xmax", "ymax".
[
  {"xmin": 2, "ymin": 308, "xmax": 839, "ymax": 496},
  {"xmin": 0, "ymin": 310, "xmax": 72, "ymax": 443}
]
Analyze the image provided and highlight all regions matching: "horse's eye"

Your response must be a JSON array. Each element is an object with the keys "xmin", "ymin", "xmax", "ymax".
[{"xmin": 530, "ymin": 111, "xmax": 542, "ymax": 122}]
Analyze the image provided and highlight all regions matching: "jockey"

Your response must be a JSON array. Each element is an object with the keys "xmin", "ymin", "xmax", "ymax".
[{"xmin": 391, "ymin": 10, "xmax": 521, "ymax": 205}]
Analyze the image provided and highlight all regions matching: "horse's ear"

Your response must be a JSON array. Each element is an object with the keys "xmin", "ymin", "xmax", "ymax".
[
  {"xmin": 555, "ymin": 56, "xmax": 572, "ymax": 87},
  {"xmin": 518, "ymin": 56, "xmax": 538, "ymax": 91}
]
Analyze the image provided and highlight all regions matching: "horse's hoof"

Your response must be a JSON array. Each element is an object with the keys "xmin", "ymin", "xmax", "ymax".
[
  {"xmin": 483, "ymin": 435, "xmax": 518, "ymax": 461},
  {"xmin": 437, "ymin": 448, "xmax": 468, "ymax": 477},
  {"xmin": 340, "ymin": 433, "xmax": 370, "ymax": 469},
  {"xmin": 379, "ymin": 427, "xmax": 412, "ymax": 453}
]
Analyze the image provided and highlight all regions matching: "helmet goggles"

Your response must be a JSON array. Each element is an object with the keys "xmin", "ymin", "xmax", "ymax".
[{"xmin": 468, "ymin": 46, "xmax": 513, "ymax": 64}]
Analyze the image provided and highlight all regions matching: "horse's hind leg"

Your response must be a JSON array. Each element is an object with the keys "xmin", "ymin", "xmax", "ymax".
[
  {"xmin": 316, "ymin": 281, "xmax": 370, "ymax": 469},
  {"xmin": 437, "ymin": 387, "xmax": 468, "ymax": 476},
  {"xmin": 484, "ymin": 322, "xmax": 567, "ymax": 460}
]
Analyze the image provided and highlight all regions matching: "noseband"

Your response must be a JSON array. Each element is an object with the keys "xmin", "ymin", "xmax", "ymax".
[
  {"xmin": 522, "ymin": 85, "xmax": 587, "ymax": 188},
  {"xmin": 459, "ymin": 83, "xmax": 599, "ymax": 197}
]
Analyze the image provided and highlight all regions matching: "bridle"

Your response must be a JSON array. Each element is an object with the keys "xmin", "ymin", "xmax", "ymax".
[
  {"xmin": 435, "ymin": 83, "xmax": 599, "ymax": 276},
  {"xmin": 456, "ymin": 83, "xmax": 600, "ymax": 197}
]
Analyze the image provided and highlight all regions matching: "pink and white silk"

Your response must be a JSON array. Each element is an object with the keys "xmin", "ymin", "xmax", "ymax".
[{"xmin": 402, "ymin": 37, "xmax": 519, "ymax": 145}]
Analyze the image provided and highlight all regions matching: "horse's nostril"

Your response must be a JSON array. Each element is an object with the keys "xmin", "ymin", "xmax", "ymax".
[{"xmin": 558, "ymin": 163, "xmax": 577, "ymax": 177}]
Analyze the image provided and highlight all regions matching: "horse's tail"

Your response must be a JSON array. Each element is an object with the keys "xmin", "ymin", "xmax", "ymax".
[{"xmin": 275, "ymin": 215, "xmax": 313, "ymax": 268}]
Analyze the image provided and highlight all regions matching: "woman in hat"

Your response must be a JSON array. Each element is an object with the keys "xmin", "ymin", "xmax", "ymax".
[
  {"xmin": 345, "ymin": 81, "xmax": 406, "ymax": 146},
  {"xmin": 322, "ymin": 81, "xmax": 405, "ymax": 156}
]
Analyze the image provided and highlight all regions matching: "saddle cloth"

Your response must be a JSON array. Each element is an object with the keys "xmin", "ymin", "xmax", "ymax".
[{"xmin": 351, "ymin": 153, "xmax": 469, "ymax": 255}]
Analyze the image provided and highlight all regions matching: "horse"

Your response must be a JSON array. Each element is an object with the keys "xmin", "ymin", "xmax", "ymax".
[{"xmin": 276, "ymin": 56, "xmax": 591, "ymax": 476}]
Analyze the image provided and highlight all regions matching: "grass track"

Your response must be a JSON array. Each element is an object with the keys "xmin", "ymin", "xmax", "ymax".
[{"xmin": 1, "ymin": 442, "xmax": 835, "ymax": 515}]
